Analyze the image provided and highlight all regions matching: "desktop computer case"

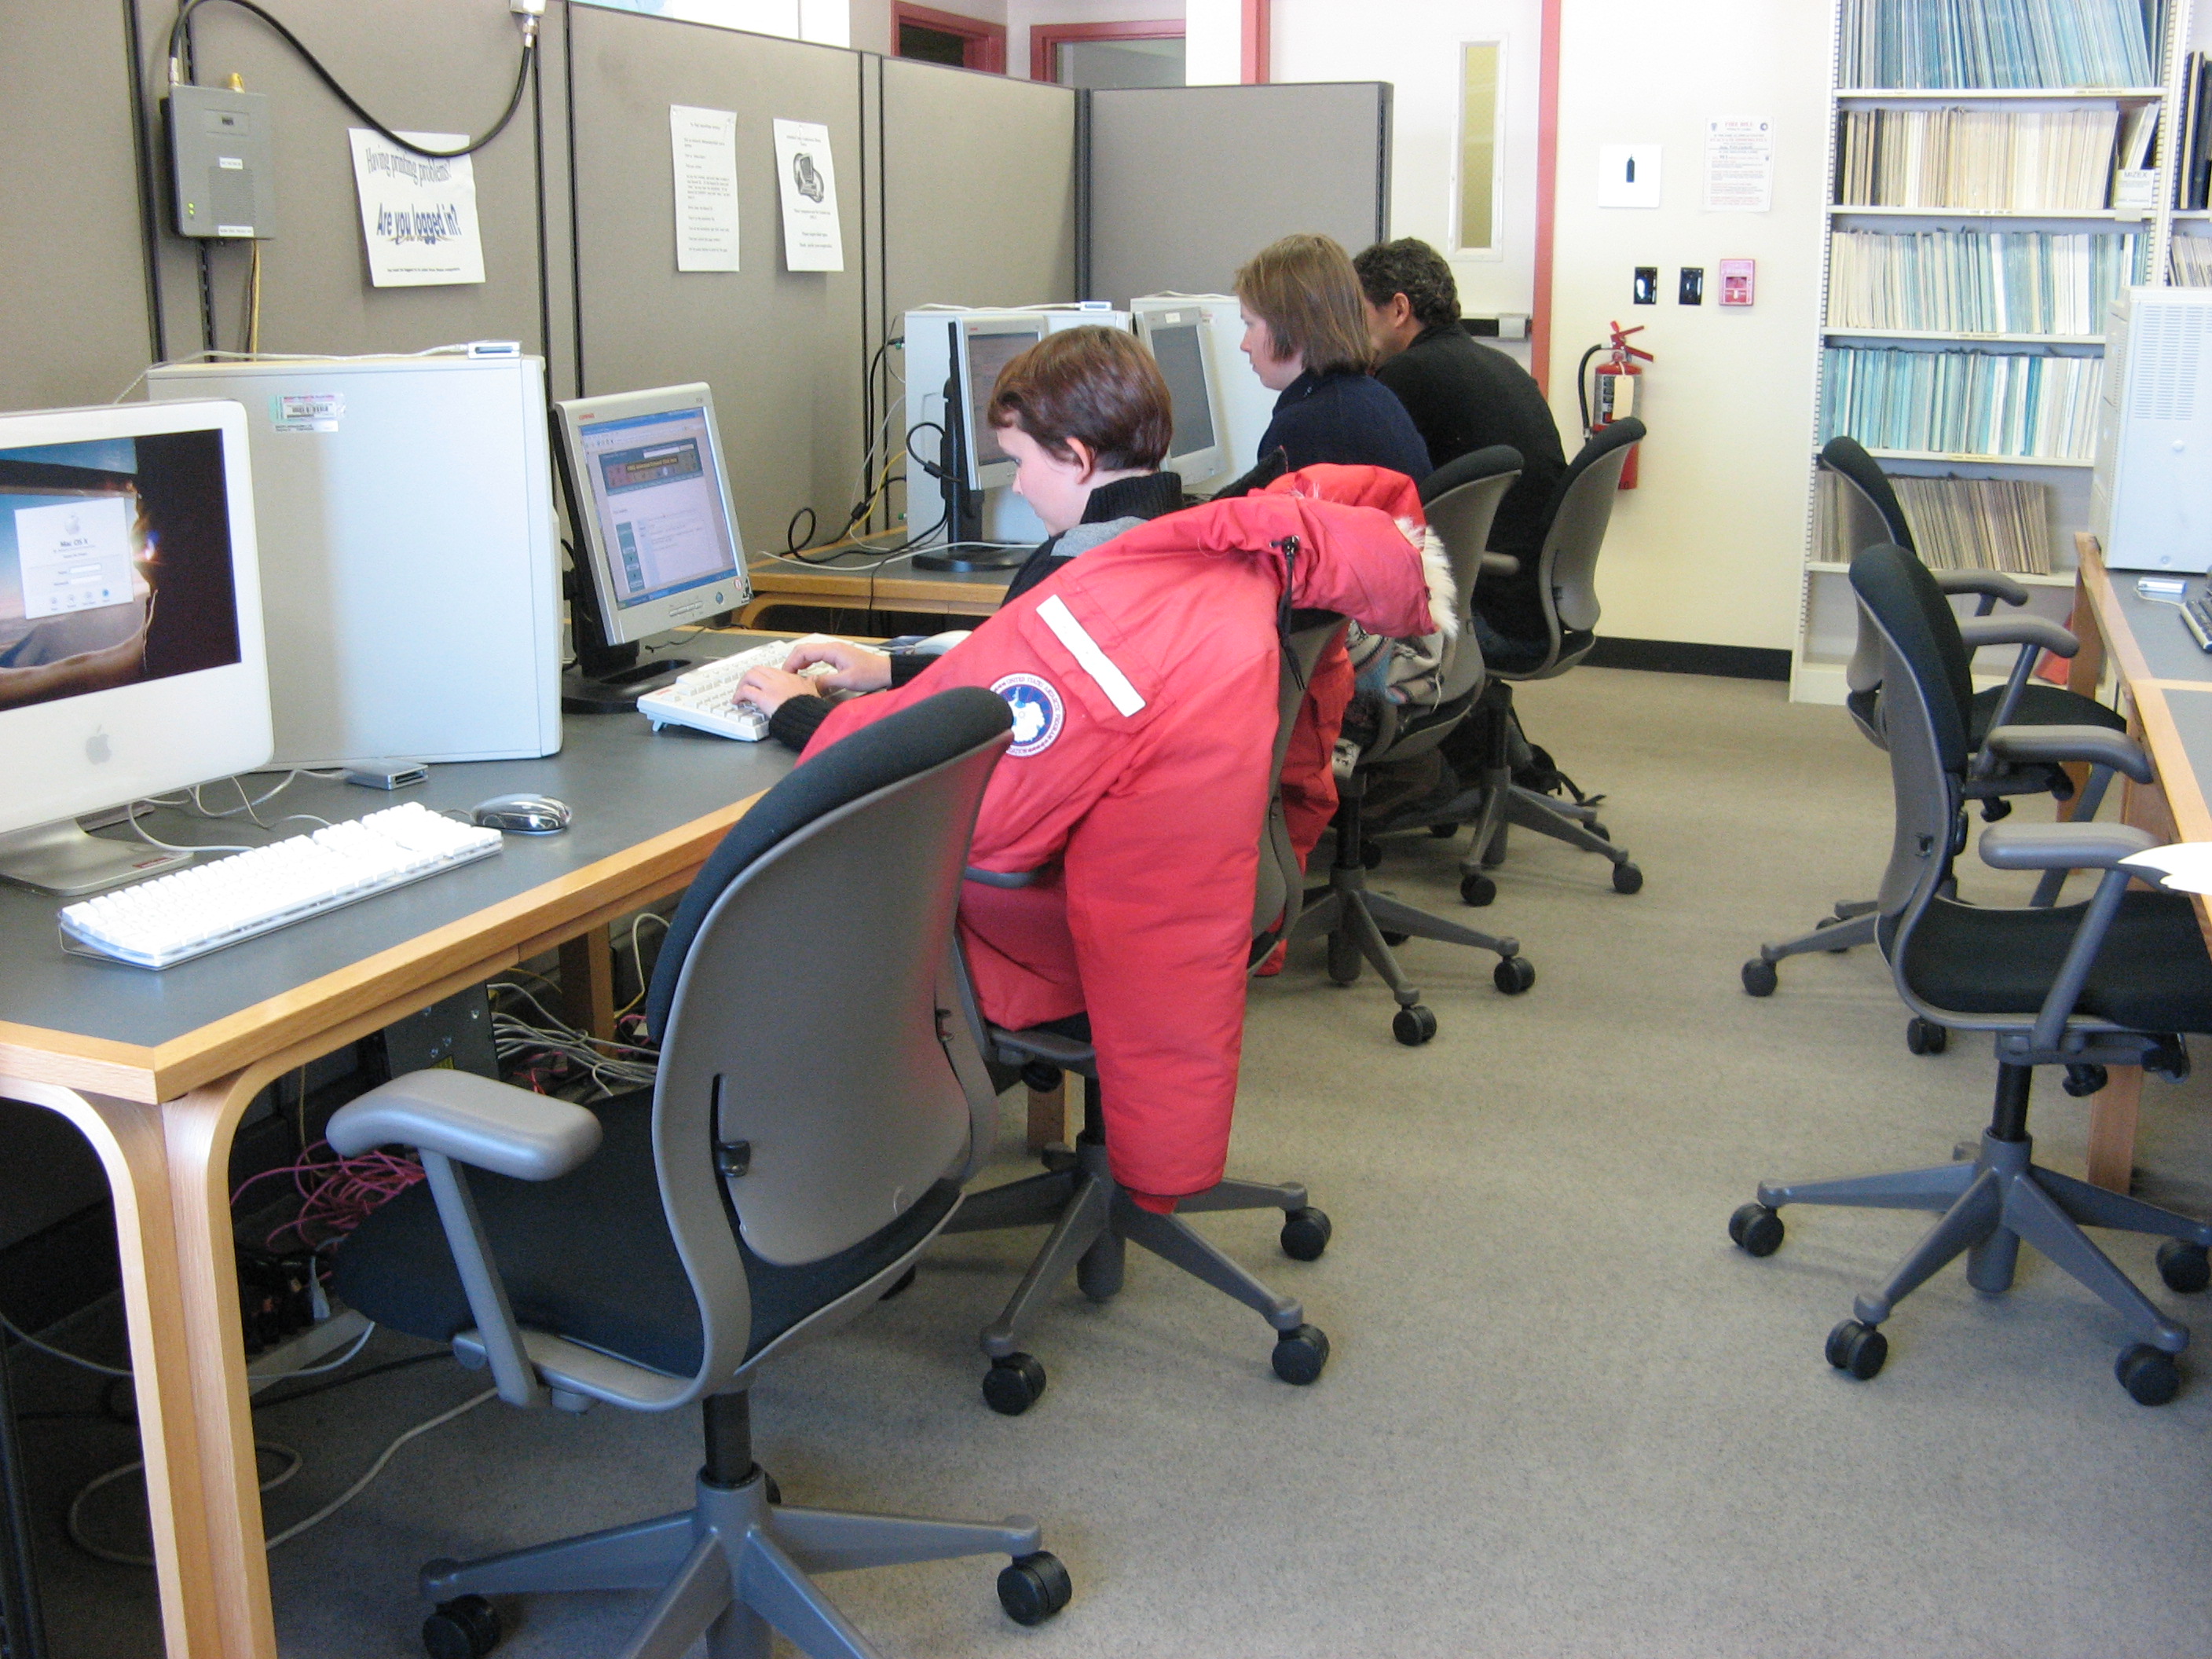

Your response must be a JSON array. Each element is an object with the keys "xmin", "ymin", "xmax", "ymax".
[
  {"xmin": 148, "ymin": 355, "xmax": 562, "ymax": 764},
  {"xmin": 2092, "ymin": 287, "xmax": 2212, "ymax": 573}
]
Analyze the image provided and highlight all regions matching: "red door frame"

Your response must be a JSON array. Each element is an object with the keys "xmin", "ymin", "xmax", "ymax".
[
  {"xmin": 893, "ymin": 2, "xmax": 1009, "ymax": 74},
  {"xmin": 1031, "ymin": 19, "xmax": 1185, "ymax": 84}
]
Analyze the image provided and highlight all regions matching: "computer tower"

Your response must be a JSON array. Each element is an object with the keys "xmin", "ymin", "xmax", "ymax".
[
  {"xmin": 2092, "ymin": 287, "xmax": 2212, "ymax": 573},
  {"xmin": 148, "ymin": 355, "xmax": 562, "ymax": 764}
]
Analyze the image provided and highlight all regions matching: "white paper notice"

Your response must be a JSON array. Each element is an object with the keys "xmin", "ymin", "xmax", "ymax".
[
  {"xmin": 771, "ymin": 118, "xmax": 844, "ymax": 273},
  {"xmin": 1703, "ymin": 118, "xmax": 1774, "ymax": 213},
  {"xmin": 670, "ymin": 105, "xmax": 741, "ymax": 273},
  {"xmin": 348, "ymin": 130, "xmax": 486, "ymax": 287}
]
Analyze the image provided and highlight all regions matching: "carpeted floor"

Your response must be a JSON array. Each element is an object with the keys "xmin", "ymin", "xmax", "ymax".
[{"xmin": 15, "ymin": 665, "xmax": 2212, "ymax": 1657}]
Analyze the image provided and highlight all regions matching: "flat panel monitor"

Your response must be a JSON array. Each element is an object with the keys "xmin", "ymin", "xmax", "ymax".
[
  {"xmin": 0, "ymin": 398, "xmax": 272, "ymax": 895},
  {"xmin": 954, "ymin": 317, "xmax": 1048, "ymax": 491},
  {"xmin": 1133, "ymin": 305, "xmax": 1227, "ymax": 485}
]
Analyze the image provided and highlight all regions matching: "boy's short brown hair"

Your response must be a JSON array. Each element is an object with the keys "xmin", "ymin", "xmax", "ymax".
[
  {"xmin": 986, "ymin": 325, "xmax": 1172, "ymax": 471},
  {"xmin": 1234, "ymin": 233, "xmax": 1376, "ymax": 377}
]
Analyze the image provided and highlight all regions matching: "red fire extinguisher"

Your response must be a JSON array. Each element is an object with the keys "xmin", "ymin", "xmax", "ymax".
[{"xmin": 1579, "ymin": 321, "xmax": 1652, "ymax": 489}]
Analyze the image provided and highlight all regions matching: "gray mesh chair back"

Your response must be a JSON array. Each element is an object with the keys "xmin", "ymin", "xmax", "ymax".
[
  {"xmin": 1509, "ymin": 417, "xmax": 1644, "ymax": 681},
  {"xmin": 1255, "ymin": 616, "xmax": 1350, "ymax": 947},
  {"xmin": 1825, "ymin": 436, "xmax": 1919, "ymax": 723}
]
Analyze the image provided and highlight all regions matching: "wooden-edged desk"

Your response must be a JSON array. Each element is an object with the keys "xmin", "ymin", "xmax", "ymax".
[
  {"xmin": 738, "ymin": 542, "xmax": 1013, "ymax": 629},
  {"xmin": 2067, "ymin": 535, "xmax": 2212, "ymax": 1190},
  {"xmin": 0, "ymin": 646, "xmax": 794, "ymax": 1659}
]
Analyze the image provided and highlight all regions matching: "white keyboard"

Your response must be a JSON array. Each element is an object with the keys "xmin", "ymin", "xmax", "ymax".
[
  {"xmin": 59, "ymin": 803, "xmax": 504, "ymax": 969},
  {"xmin": 637, "ymin": 639, "xmax": 836, "ymax": 742}
]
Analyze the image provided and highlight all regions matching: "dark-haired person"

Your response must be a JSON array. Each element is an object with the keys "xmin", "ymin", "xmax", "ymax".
[
  {"xmin": 736, "ymin": 325, "xmax": 1185, "ymax": 750},
  {"xmin": 1234, "ymin": 233, "xmax": 1432, "ymax": 482},
  {"xmin": 1354, "ymin": 236, "xmax": 1566, "ymax": 671}
]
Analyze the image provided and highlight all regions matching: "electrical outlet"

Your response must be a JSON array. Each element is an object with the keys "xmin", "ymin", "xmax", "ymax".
[{"xmin": 1632, "ymin": 267, "xmax": 1658, "ymax": 305}]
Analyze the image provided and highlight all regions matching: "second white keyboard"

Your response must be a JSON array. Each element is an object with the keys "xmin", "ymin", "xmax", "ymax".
[
  {"xmin": 59, "ymin": 802, "xmax": 504, "ymax": 969},
  {"xmin": 636, "ymin": 638, "xmax": 837, "ymax": 741}
]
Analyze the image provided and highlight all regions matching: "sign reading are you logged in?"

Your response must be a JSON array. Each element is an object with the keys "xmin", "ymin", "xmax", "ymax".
[{"xmin": 348, "ymin": 129, "xmax": 487, "ymax": 287}]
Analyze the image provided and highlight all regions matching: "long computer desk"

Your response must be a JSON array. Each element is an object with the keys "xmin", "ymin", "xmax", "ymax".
[
  {"xmin": 2067, "ymin": 535, "xmax": 2212, "ymax": 1191},
  {"xmin": 0, "ymin": 650, "xmax": 796, "ymax": 1659},
  {"xmin": 739, "ymin": 540, "xmax": 1013, "ymax": 629}
]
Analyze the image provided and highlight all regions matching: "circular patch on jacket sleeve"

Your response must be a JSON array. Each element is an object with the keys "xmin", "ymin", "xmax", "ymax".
[{"xmin": 990, "ymin": 672, "xmax": 1065, "ymax": 756}]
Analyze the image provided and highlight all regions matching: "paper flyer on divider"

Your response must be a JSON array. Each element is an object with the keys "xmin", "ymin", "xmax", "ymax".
[
  {"xmin": 670, "ymin": 104, "xmax": 741, "ymax": 273},
  {"xmin": 348, "ymin": 130, "xmax": 486, "ymax": 287},
  {"xmin": 771, "ymin": 118, "xmax": 844, "ymax": 273},
  {"xmin": 1702, "ymin": 117, "xmax": 1774, "ymax": 213}
]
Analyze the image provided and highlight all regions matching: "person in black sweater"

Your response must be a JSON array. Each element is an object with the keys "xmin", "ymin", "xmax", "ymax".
[
  {"xmin": 1233, "ymin": 234, "xmax": 1432, "ymax": 482},
  {"xmin": 1354, "ymin": 237, "xmax": 1566, "ymax": 669},
  {"xmin": 736, "ymin": 326, "xmax": 1185, "ymax": 749}
]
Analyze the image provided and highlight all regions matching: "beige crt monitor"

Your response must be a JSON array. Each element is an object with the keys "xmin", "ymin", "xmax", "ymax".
[{"xmin": 0, "ymin": 398, "xmax": 273, "ymax": 895}]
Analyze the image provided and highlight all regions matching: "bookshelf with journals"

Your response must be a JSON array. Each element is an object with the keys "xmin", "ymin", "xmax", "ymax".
[{"xmin": 1793, "ymin": 0, "xmax": 2211, "ymax": 703}]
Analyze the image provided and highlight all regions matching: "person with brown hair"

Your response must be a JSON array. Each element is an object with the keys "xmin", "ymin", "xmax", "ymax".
[
  {"xmin": 736, "ymin": 324, "xmax": 1187, "ymax": 749},
  {"xmin": 1235, "ymin": 233, "xmax": 1432, "ymax": 482}
]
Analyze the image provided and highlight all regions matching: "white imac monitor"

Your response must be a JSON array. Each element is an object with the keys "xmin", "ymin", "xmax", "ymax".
[
  {"xmin": 1133, "ymin": 303, "xmax": 1228, "ymax": 485},
  {"xmin": 953, "ymin": 315, "xmax": 1049, "ymax": 491},
  {"xmin": 0, "ymin": 399, "xmax": 271, "ymax": 895},
  {"xmin": 550, "ymin": 383, "xmax": 750, "ymax": 708}
]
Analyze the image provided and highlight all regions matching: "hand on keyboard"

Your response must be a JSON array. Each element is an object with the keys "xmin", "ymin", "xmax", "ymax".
[{"xmin": 636, "ymin": 638, "xmax": 846, "ymax": 742}]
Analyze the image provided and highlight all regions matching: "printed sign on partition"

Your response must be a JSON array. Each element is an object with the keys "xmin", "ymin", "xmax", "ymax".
[
  {"xmin": 348, "ymin": 130, "xmax": 486, "ymax": 287},
  {"xmin": 771, "ymin": 119, "xmax": 844, "ymax": 273},
  {"xmin": 671, "ymin": 104, "xmax": 741, "ymax": 273}
]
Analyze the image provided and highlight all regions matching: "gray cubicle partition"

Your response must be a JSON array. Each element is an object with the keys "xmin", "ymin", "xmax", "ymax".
[
  {"xmin": 135, "ymin": 0, "xmax": 566, "ymax": 386},
  {"xmin": 1080, "ymin": 82, "xmax": 1393, "ymax": 306},
  {"xmin": 566, "ymin": 5, "xmax": 869, "ymax": 553}
]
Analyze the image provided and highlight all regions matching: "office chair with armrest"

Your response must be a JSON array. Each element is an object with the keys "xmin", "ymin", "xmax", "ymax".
[
  {"xmin": 1728, "ymin": 545, "xmax": 2212, "ymax": 1406},
  {"xmin": 939, "ymin": 618, "xmax": 1346, "ymax": 1416},
  {"xmin": 326, "ymin": 688, "xmax": 1076, "ymax": 1659},
  {"xmin": 1741, "ymin": 437, "xmax": 2130, "ymax": 1013},
  {"xmin": 1287, "ymin": 445, "xmax": 1536, "ymax": 1046},
  {"xmin": 1382, "ymin": 420, "xmax": 1647, "ymax": 902}
]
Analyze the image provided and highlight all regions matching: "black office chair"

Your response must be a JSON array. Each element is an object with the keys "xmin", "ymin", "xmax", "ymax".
[
  {"xmin": 1741, "ymin": 437, "xmax": 2130, "ymax": 1016},
  {"xmin": 326, "ymin": 688, "xmax": 1076, "ymax": 1659},
  {"xmin": 1393, "ymin": 419, "xmax": 1647, "ymax": 902},
  {"xmin": 939, "ymin": 619, "xmax": 1346, "ymax": 1416},
  {"xmin": 1728, "ymin": 545, "xmax": 2212, "ymax": 1407},
  {"xmin": 1288, "ymin": 445, "xmax": 1536, "ymax": 1046}
]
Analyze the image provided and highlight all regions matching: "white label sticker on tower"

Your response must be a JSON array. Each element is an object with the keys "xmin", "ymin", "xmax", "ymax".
[{"xmin": 271, "ymin": 394, "xmax": 344, "ymax": 433}]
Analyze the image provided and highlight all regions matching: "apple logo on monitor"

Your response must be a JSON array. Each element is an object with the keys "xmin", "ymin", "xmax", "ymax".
[{"xmin": 86, "ymin": 729, "xmax": 112, "ymax": 764}]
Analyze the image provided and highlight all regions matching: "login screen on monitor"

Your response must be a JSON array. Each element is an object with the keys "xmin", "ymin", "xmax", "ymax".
[
  {"xmin": 577, "ymin": 408, "xmax": 740, "ymax": 610},
  {"xmin": 0, "ymin": 432, "xmax": 242, "ymax": 714}
]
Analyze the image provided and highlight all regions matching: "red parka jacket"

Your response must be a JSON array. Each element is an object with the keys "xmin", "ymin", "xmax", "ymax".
[{"xmin": 800, "ymin": 466, "xmax": 1446, "ymax": 1204}]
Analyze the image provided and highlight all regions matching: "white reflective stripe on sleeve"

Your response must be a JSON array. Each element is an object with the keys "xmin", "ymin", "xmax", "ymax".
[{"xmin": 1035, "ymin": 594, "xmax": 1147, "ymax": 717}]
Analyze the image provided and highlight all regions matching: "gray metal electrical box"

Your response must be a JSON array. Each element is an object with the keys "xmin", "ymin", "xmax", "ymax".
[{"xmin": 165, "ymin": 83, "xmax": 276, "ymax": 239}]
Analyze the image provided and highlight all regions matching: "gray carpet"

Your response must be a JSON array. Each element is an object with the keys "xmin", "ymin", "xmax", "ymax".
[{"xmin": 16, "ymin": 665, "xmax": 2212, "ymax": 1657}]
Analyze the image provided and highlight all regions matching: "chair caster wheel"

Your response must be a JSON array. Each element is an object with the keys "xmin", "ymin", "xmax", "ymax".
[
  {"xmin": 1459, "ymin": 872, "xmax": 1496, "ymax": 906},
  {"xmin": 1326, "ymin": 930, "xmax": 1361, "ymax": 986},
  {"xmin": 1741, "ymin": 959, "xmax": 1778, "ymax": 997},
  {"xmin": 1430, "ymin": 822, "xmax": 1459, "ymax": 839},
  {"xmin": 1393, "ymin": 1005, "xmax": 1438, "ymax": 1046},
  {"xmin": 1380, "ymin": 930, "xmax": 1410, "ymax": 947},
  {"xmin": 982, "ymin": 1353, "xmax": 1047, "ymax": 1416},
  {"xmin": 1280, "ymin": 1206, "xmax": 1332, "ymax": 1261},
  {"xmin": 1360, "ymin": 841, "xmax": 1384, "ymax": 870},
  {"xmin": 2117, "ymin": 1342, "xmax": 2182, "ymax": 1405},
  {"xmin": 1493, "ymin": 956, "xmax": 1535, "ymax": 995},
  {"xmin": 1272, "ymin": 1324, "xmax": 1330, "ymax": 1384},
  {"xmin": 1728, "ymin": 1203, "xmax": 1784, "ymax": 1258},
  {"xmin": 1611, "ymin": 861, "xmax": 1643, "ymax": 895},
  {"xmin": 879, "ymin": 1265, "xmax": 917, "ymax": 1300},
  {"xmin": 423, "ymin": 1596, "xmax": 501, "ymax": 1659},
  {"xmin": 1826, "ymin": 1319, "xmax": 1888, "ymax": 1380},
  {"xmin": 998, "ymin": 1551, "xmax": 1072, "ymax": 1626},
  {"xmin": 1905, "ymin": 1017, "xmax": 1947, "ymax": 1057},
  {"xmin": 2157, "ymin": 1240, "xmax": 2210, "ymax": 1295}
]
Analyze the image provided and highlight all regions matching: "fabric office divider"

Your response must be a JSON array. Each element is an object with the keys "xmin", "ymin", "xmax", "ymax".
[
  {"xmin": 1080, "ymin": 82, "xmax": 1393, "ymax": 306},
  {"xmin": 566, "ymin": 6, "xmax": 869, "ymax": 554},
  {"xmin": 133, "ymin": 0, "xmax": 568, "ymax": 390}
]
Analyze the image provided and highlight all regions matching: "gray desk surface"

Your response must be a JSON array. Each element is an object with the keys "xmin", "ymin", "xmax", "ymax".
[
  {"xmin": 2165, "ymin": 687, "xmax": 2212, "ymax": 789},
  {"xmin": 0, "ymin": 638, "xmax": 796, "ymax": 1052},
  {"xmin": 2104, "ymin": 572, "xmax": 2212, "ymax": 686}
]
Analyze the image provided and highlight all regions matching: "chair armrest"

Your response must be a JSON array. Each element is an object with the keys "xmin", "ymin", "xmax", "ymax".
[
  {"xmin": 327, "ymin": 1069, "xmax": 602, "ymax": 1181},
  {"xmin": 1983, "ymin": 724, "xmax": 2153, "ymax": 785},
  {"xmin": 1935, "ymin": 570, "xmax": 2029, "ymax": 609},
  {"xmin": 1979, "ymin": 822, "xmax": 2161, "ymax": 873},
  {"xmin": 1479, "ymin": 552, "xmax": 1520, "ymax": 579},
  {"xmin": 1957, "ymin": 615, "xmax": 2077, "ymax": 657},
  {"xmin": 965, "ymin": 866, "xmax": 1048, "ymax": 889},
  {"xmin": 988, "ymin": 1024, "xmax": 1096, "ymax": 1072}
]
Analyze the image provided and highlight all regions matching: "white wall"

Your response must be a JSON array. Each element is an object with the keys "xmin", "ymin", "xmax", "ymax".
[
  {"xmin": 1547, "ymin": 0, "xmax": 1829, "ymax": 652},
  {"xmin": 1006, "ymin": 0, "xmax": 1186, "ymax": 80},
  {"xmin": 1183, "ymin": 0, "xmax": 1238, "ymax": 84},
  {"xmin": 1272, "ymin": 0, "xmax": 1541, "ymax": 325},
  {"xmin": 580, "ymin": 0, "xmax": 848, "ymax": 45}
]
